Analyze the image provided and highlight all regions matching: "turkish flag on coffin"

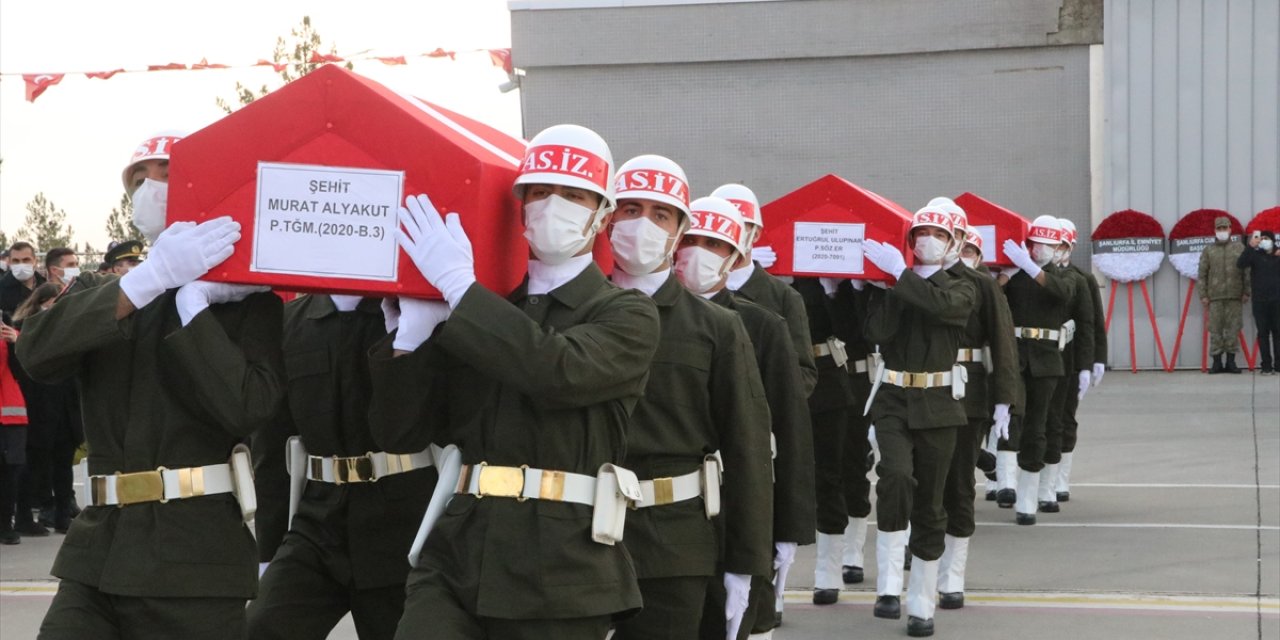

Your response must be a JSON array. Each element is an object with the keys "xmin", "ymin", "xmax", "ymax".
[
  {"xmin": 168, "ymin": 64, "xmax": 538, "ymax": 299},
  {"xmin": 952, "ymin": 192, "xmax": 1030, "ymax": 267},
  {"xmin": 757, "ymin": 174, "xmax": 913, "ymax": 282}
]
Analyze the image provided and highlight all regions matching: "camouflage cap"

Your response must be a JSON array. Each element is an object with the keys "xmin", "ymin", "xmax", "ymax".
[{"xmin": 1214, "ymin": 216, "xmax": 1231, "ymax": 228}]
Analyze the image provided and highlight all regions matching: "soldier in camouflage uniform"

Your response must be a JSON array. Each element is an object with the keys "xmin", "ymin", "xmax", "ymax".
[{"xmin": 1198, "ymin": 216, "xmax": 1249, "ymax": 374}]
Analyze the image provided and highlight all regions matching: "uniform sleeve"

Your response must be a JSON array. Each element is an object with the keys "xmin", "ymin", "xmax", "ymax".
[
  {"xmin": 251, "ymin": 402, "xmax": 298, "ymax": 562},
  {"xmin": 367, "ymin": 333, "xmax": 452, "ymax": 454},
  {"xmin": 984, "ymin": 279, "xmax": 1021, "ymax": 407},
  {"xmin": 1087, "ymin": 276, "xmax": 1108, "ymax": 362},
  {"xmin": 889, "ymin": 270, "xmax": 976, "ymax": 328},
  {"xmin": 713, "ymin": 316, "xmax": 775, "ymax": 577},
  {"xmin": 15, "ymin": 277, "xmax": 133, "ymax": 384},
  {"xmin": 160, "ymin": 291, "xmax": 285, "ymax": 439},
  {"xmin": 1198, "ymin": 250, "xmax": 1210, "ymax": 287},
  {"xmin": 1070, "ymin": 273, "xmax": 1096, "ymax": 372},
  {"xmin": 780, "ymin": 286, "xmax": 818, "ymax": 396},
  {"xmin": 757, "ymin": 317, "xmax": 816, "ymax": 545},
  {"xmin": 863, "ymin": 285, "xmax": 902, "ymax": 345},
  {"xmin": 437, "ymin": 283, "xmax": 660, "ymax": 407}
]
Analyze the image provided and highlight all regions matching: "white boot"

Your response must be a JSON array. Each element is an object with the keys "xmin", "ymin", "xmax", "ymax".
[
  {"xmin": 814, "ymin": 532, "xmax": 844, "ymax": 591},
  {"xmin": 1038, "ymin": 463, "xmax": 1059, "ymax": 512},
  {"xmin": 1015, "ymin": 468, "xmax": 1039, "ymax": 524},
  {"xmin": 1056, "ymin": 452, "xmax": 1074, "ymax": 500},
  {"xmin": 842, "ymin": 517, "xmax": 868, "ymax": 583},
  {"xmin": 906, "ymin": 556, "xmax": 939, "ymax": 619},
  {"xmin": 937, "ymin": 535, "xmax": 970, "ymax": 609},
  {"xmin": 996, "ymin": 451, "xmax": 1018, "ymax": 491},
  {"xmin": 875, "ymin": 529, "xmax": 907, "ymax": 596}
]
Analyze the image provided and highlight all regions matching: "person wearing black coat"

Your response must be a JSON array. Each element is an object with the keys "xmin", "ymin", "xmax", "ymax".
[{"xmin": 1237, "ymin": 230, "xmax": 1280, "ymax": 374}]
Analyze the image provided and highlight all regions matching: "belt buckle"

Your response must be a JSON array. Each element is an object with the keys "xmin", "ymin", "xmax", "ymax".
[
  {"xmin": 652, "ymin": 477, "xmax": 674, "ymax": 506},
  {"xmin": 115, "ymin": 470, "xmax": 164, "ymax": 506},
  {"xmin": 476, "ymin": 463, "xmax": 525, "ymax": 499},
  {"xmin": 333, "ymin": 455, "xmax": 375, "ymax": 484}
]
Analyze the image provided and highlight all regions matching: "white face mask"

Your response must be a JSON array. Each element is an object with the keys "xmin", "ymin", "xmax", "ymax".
[
  {"xmin": 9, "ymin": 263, "xmax": 35, "ymax": 282},
  {"xmin": 131, "ymin": 178, "xmax": 169, "ymax": 242},
  {"xmin": 1031, "ymin": 243, "xmax": 1056, "ymax": 267},
  {"xmin": 1261, "ymin": 239, "xmax": 1275, "ymax": 252},
  {"xmin": 610, "ymin": 217, "xmax": 674, "ymax": 275},
  {"xmin": 913, "ymin": 235, "xmax": 948, "ymax": 265},
  {"xmin": 1215, "ymin": 230, "xmax": 1230, "ymax": 242},
  {"xmin": 961, "ymin": 256, "xmax": 981, "ymax": 270},
  {"xmin": 60, "ymin": 267, "xmax": 81, "ymax": 281},
  {"xmin": 1054, "ymin": 248, "xmax": 1069, "ymax": 265},
  {"xmin": 523, "ymin": 194, "xmax": 599, "ymax": 265},
  {"xmin": 675, "ymin": 245, "xmax": 731, "ymax": 294}
]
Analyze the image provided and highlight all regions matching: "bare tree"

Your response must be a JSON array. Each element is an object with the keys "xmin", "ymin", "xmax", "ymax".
[{"xmin": 216, "ymin": 16, "xmax": 355, "ymax": 113}]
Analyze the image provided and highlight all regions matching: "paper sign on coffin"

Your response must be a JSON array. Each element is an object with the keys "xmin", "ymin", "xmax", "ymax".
[
  {"xmin": 757, "ymin": 174, "xmax": 913, "ymax": 282},
  {"xmin": 951, "ymin": 192, "xmax": 1030, "ymax": 267},
  {"xmin": 168, "ymin": 64, "xmax": 550, "ymax": 298}
]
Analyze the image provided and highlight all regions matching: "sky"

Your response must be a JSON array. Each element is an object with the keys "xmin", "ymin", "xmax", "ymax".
[{"xmin": 0, "ymin": 0, "xmax": 522, "ymax": 252}]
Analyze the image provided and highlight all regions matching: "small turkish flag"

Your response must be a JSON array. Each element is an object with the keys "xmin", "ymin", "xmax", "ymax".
[
  {"xmin": 147, "ymin": 63, "xmax": 187, "ymax": 71},
  {"xmin": 308, "ymin": 51, "xmax": 344, "ymax": 64},
  {"xmin": 375, "ymin": 56, "xmax": 407, "ymax": 66},
  {"xmin": 23, "ymin": 74, "xmax": 64, "ymax": 102},
  {"xmin": 488, "ymin": 49, "xmax": 513, "ymax": 74},
  {"xmin": 85, "ymin": 69, "xmax": 126, "ymax": 80},
  {"xmin": 255, "ymin": 59, "xmax": 289, "ymax": 73}
]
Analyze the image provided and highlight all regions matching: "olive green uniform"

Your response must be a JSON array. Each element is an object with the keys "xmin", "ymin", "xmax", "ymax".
[
  {"xmin": 865, "ymin": 269, "xmax": 976, "ymax": 559},
  {"xmin": 613, "ymin": 275, "xmax": 774, "ymax": 640},
  {"xmin": 1198, "ymin": 241, "xmax": 1248, "ymax": 355},
  {"xmin": 1000, "ymin": 268, "xmax": 1074, "ymax": 471},
  {"xmin": 733, "ymin": 266, "xmax": 817, "ymax": 396},
  {"xmin": 702, "ymin": 289, "xmax": 814, "ymax": 640},
  {"xmin": 1063, "ymin": 269, "xmax": 1107, "ymax": 454},
  {"xmin": 833, "ymin": 283, "xmax": 874, "ymax": 526},
  {"xmin": 17, "ymin": 274, "xmax": 284, "ymax": 639},
  {"xmin": 368, "ymin": 265, "xmax": 659, "ymax": 640},
  {"xmin": 1045, "ymin": 266, "xmax": 1096, "ymax": 465},
  {"xmin": 247, "ymin": 295, "xmax": 437, "ymax": 640},
  {"xmin": 943, "ymin": 264, "xmax": 1018, "ymax": 538}
]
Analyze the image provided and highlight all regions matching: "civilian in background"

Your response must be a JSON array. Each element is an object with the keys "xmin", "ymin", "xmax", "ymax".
[
  {"xmin": 1238, "ymin": 230, "xmax": 1280, "ymax": 375},
  {"xmin": 44, "ymin": 248, "xmax": 81, "ymax": 289},
  {"xmin": 1, "ymin": 242, "xmax": 44, "ymax": 323}
]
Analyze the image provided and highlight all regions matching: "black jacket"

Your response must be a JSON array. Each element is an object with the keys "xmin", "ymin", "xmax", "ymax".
[
  {"xmin": 1237, "ymin": 246, "xmax": 1280, "ymax": 303},
  {"xmin": 0, "ymin": 271, "xmax": 45, "ymax": 324}
]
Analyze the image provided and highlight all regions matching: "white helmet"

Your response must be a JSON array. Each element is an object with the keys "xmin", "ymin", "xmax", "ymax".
[
  {"xmin": 710, "ymin": 183, "xmax": 762, "ymax": 230},
  {"xmin": 687, "ymin": 196, "xmax": 748, "ymax": 259},
  {"xmin": 614, "ymin": 154, "xmax": 692, "ymax": 221},
  {"xmin": 928, "ymin": 197, "xmax": 967, "ymax": 241},
  {"xmin": 1057, "ymin": 218, "xmax": 1078, "ymax": 246},
  {"xmin": 964, "ymin": 228, "xmax": 983, "ymax": 253},
  {"xmin": 121, "ymin": 130, "xmax": 185, "ymax": 194},
  {"xmin": 910, "ymin": 205, "xmax": 955, "ymax": 239},
  {"xmin": 1027, "ymin": 215, "xmax": 1065, "ymax": 244},
  {"xmin": 514, "ymin": 124, "xmax": 616, "ymax": 213}
]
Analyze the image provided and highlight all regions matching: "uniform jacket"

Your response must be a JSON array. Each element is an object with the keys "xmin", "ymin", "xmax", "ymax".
[
  {"xmin": 793, "ymin": 277, "xmax": 857, "ymax": 415},
  {"xmin": 734, "ymin": 266, "xmax": 818, "ymax": 396},
  {"xmin": 623, "ymin": 274, "xmax": 773, "ymax": 579},
  {"xmin": 1198, "ymin": 241, "xmax": 1248, "ymax": 300},
  {"xmin": 710, "ymin": 289, "xmax": 816, "ymax": 546},
  {"xmin": 1059, "ymin": 265, "xmax": 1098, "ymax": 374},
  {"xmin": 865, "ymin": 268, "xmax": 976, "ymax": 430},
  {"xmin": 1002, "ymin": 268, "xmax": 1075, "ymax": 378},
  {"xmin": 368, "ymin": 263, "xmax": 659, "ymax": 620},
  {"xmin": 832, "ymin": 282, "xmax": 874, "ymax": 404},
  {"xmin": 253, "ymin": 294, "xmax": 435, "ymax": 589},
  {"xmin": 948, "ymin": 263, "xmax": 1019, "ymax": 418},
  {"xmin": 16, "ymin": 273, "xmax": 284, "ymax": 598},
  {"xmin": 1078, "ymin": 266, "xmax": 1109, "ymax": 363}
]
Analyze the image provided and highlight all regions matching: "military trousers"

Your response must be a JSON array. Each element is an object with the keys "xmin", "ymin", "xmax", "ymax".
[
  {"xmin": 812, "ymin": 403, "xmax": 853, "ymax": 534},
  {"xmin": 1208, "ymin": 299, "xmax": 1243, "ymax": 355},
  {"xmin": 942, "ymin": 416, "xmax": 986, "ymax": 538},
  {"xmin": 246, "ymin": 534, "xmax": 405, "ymax": 640},
  {"xmin": 612, "ymin": 576, "xmax": 709, "ymax": 640},
  {"xmin": 1056, "ymin": 370, "xmax": 1084, "ymax": 454},
  {"xmin": 395, "ymin": 562, "xmax": 611, "ymax": 640},
  {"xmin": 874, "ymin": 417, "xmax": 957, "ymax": 561},
  {"xmin": 38, "ymin": 579, "xmax": 246, "ymax": 640},
  {"xmin": 841, "ymin": 379, "xmax": 874, "ymax": 520},
  {"xmin": 1043, "ymin": 369, "xmax": 1078, "ymax": 465},
  {"xmin": 1001, "ymin": 373, "xmax": 1057, "ymax": 473}
]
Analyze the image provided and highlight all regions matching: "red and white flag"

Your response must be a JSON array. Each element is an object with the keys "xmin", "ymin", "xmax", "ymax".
[{"xmin": 23, "ymin": 74, "xmax": 63, "ymax": 102}]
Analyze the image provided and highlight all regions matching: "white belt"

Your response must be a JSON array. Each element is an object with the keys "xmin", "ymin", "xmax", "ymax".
[
  {"xmin": 853, "ymin": 359, "xmax": 868, "ymax": 373},
  {"xmin": 956, "ymin": 348, "xmax": 984, "ymax": 363},
  {"xmin": 89, "ymin": 464, "xmax": 235, "ymax": 507},
  {"xmin": 1014, "ymin": 327, "xmax": 1061, "ymax": 341},
  {"xmin": 456, "ymin": 463, "xmax": 596, "ymax": 506},
  {"xmin": 634, "ymin": 469, "xmax": 703, "ymax": 508},
  {"xmin": 307, "ymin": 448, "xmax": 434, "ymax": 484},
  {"xmin": 879, "ymin": 368, "xmax": 953, "ymax": 389}
]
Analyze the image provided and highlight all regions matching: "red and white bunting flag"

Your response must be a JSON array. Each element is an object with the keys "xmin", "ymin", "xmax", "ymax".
[
  {"xmin": 308, "ymin": 52, "xmax": 344, "ymax": 63},
  {"xmin": 192, "ymin": 58, "xmax": 229, "ymax": 70},
  {"xmin": 255, "ymin": 59, "xmax": 289, "ymax": 72},
  {"xmin": 375, "ymin": 56, "xmax": 407, "ymax": 66},
  {"xmin": 84, "ymin": 69, "xmax": 125, "ymax": 80},
  {"xmin": 147, "ymin": 63, "xmax": 187, "ymax": 71},
  {"xmin": 23, "ymin": 74, "xmax": 63, "ymax": 102},
  {"xmin": 488, "ymin": 48, "xmax": 512, "ymax": 74}
]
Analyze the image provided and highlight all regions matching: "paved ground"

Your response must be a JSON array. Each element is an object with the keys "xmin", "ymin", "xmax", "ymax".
[{"xmin": 2, "ymin": 370, "xmax": 1277, "ymax": 638}]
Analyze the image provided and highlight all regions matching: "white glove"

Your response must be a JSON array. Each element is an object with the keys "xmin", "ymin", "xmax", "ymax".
[
  {"xmin": 1002, "ymin": 239, "xmax": 1042, "ymax": 280},
  {"xmin": 818, "ymin": 277, "xmax": 841, "ymax": 297},
  {"xmin": 992, "ymin": 403, "xmax": 1011, "ymax": 441},
  {"xmin": 1092, "ymin": 362, "xmax": 1105, "ymax": 387},
  {"xmin": 772, "ymin": 542, "xmax": 798, "ymax": 599},
  {"xmin": 398, "ymin": 194, "xmax": 476, "ymax": 308},
  {"xmin": 258, "ymin": 562, "xmax": 270, "ymax": 578},
  {"xmin": 867, "ymin": 424, "xmax": 878, "ymax": 452},
  {"xmin": 392, "ymin": 298, "xmax": 451, "ymax": 352},
  {"xmin": 862, "ymin": 240, "xmax": 906, "ymax": 280},
  {"xmin": 724, "ymin": 572, "xmax": 752, "ymax": 640},
  {"xmin": 999, "ymin": 267, "xmax": 1022, "ymax": 280},
  {"xmin": 753, "ymin": 245, "xmax": 777, "ymax": 269},
  {"xmin": 848, "ymin": 278, "xmax": 866, "ymax": 291},
  {"xmin": 174, "ymin": 281, "xmax": 269, "ymax": 326},
  {"xmin": 120, "ymin": 217, "xmax": 241, "ymax": 309},
  {"xmin": 381, "ymin": 297, "xmax": 401, "ymax": 334},
  {"xmin": 1077, "ymin": 370, "xmax": 1091, "ymax": 401}
]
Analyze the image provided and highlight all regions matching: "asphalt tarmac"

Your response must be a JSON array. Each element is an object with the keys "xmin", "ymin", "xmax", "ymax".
[{"xmin": 2, "ymin": 370, "xmax": 1277, "ymax": 639}]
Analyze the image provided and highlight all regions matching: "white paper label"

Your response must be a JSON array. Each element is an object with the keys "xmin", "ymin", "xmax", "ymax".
[
  {"xmin": 793, "ymin": 222, "xmax": 865, "ymax": 274},
  {"xmin": 251, "ymin": 162, "xmax": 404, "ymax": 281},
  {"xmin": 971, "ymin": 225, "xmax": 997, "ymax": 263}
]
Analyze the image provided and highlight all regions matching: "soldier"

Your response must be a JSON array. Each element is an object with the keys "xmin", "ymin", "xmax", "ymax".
[
  {"xmin": 607, "ymin": 164, "xmax": 775, "ymax": 640},
  {"xmin": 834, "ymin": 279, "xmax": 876, "ymax": 588},
  {"xmin": 18, "ymin": 132, "xmax": 282, "ymax": 638},
  {"xmin": 245, "ymin": 288, "xmax": 438, "ymax": 640},
  {"xmin": 104, "ymin": 240, "xmax": 144, "ymax": 276},
  {"xmin": 997, "ymin": 216, "xmax": 1076, "ymax": 525},
  {"xmin": 861, "ymin": 204, "xmax": 976, "ymax": 638},
  {"xmin": 369, "ymin": 124, "xmax": 660, "ymax": 640},
  {"xmin": 1199, "ymin": 216, "xmax": 1249, "ymax": 374},
  {"xmin": 675, "ymin": 197, "xmax": 813, "ymax": 640},
  {"xmin": 936, "ymin": 201, "xmax": 1018, "ymax": 609}
]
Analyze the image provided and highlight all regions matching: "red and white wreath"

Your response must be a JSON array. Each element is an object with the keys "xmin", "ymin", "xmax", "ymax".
[{"xmin": 1090, "ymin": 209, "xmax": 1166, "ymax": 282}]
